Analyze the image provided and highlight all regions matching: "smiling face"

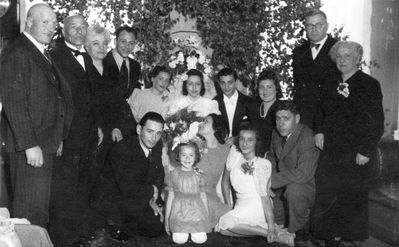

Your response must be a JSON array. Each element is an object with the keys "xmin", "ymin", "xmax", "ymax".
[
  {"xmin": 151, "ymin": 72, "xmax": 171, "ymax": 94},
  {"xmin": 305, "ymin": 13, "xmax": 328, "ymax": 43},
  {"xmin": 186, "ymin": 75, "xmax": 203, "ymax": 100},
  {"xmin": 115, "ymin": 30, "xmax": 136, "ymax": 58},
  {"xmin": 63, "ymin": 16, "xmax": 87, "ymax": 48},
  {"xmin": 335, "ymin": 46, "xmax": 360, "ymax": 76},
  {"xmin": 258, "ymin": 79, "xmax": 277, "ymax": 103},
  {"xmin": 219, "ymin": 75, "xmax": 237, "ymax": 98},
  {"xmin": 179, "ymin": 145, "xmax": 196, "ymax": 170},
  {"xmin": 276, "ymin": 110, "xmax": 300, "ymax": 137},
  {"xmin": 137, "ymin": 119, "xmax": 163, "ymax": 149},
  {"xmin": 85, "ymin": 33, "xmax": 109, "ymax": 61},
  {"xmin": 26, "ymin": 5, "xmax": 57, "ymax": 45},
  {"xmin": 238, "ymin": 130, "xmax": 257, "ymax": 160}
]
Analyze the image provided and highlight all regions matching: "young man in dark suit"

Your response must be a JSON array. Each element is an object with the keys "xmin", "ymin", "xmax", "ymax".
[
  {"xmin": 49, "ymin": 15, "xmax": 104, "ymax": 245},
  {"xmin": 0, "ymin": 3, "xmax": 73, "ymax": 227},
  {"xmin": 91, "ymin": 112, "xmax": 165, "ymax": 242},
  {"xmin": 103, "ymin": 26, "xmax": 141, "ymax": 140},
  {"xmin": 292, "ymin": 9, "xmax": 338, "ymax": 130},
  {"xmin": 214, "ymin": 68, "xmax": 259, "ymax": 144},
  {"xmin": 267, "ymin": 101, "xmax": 319, "ymax": 246}
]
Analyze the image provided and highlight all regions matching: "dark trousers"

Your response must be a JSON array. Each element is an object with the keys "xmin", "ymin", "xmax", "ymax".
[
  {"xmin": 91, "ymin": 195, "xmax": 164, "ymax": 237},
  {"xmin": 273, "ymin": 183, "xmax": 315, "ymax": 233},
  {"xmin": 311, "ymin": 149, "xmax": 371, "ymax": 241},
  {"xmin": 49, "ymin": 146, "xmax": 104, "ymax": 244},
  {"xmin": 9, "ymin": 152, "xmax": 55, "ymax": 228}
]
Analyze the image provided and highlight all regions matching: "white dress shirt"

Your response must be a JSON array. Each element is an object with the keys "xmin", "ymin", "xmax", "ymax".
[
  {"xmin": 65, "ymin": 41, "xmax": 86, "ymax": 70},
  {"xmin": 223, "ymin": 90, "xmax": 239, "ymax": 137},
  {"xmin": 311, "ymin": 35, "xmax": 328, "ymax": 60},
  {"xmin": 23, "ymin": 31, "xmax": 46, "ymax": 57}
]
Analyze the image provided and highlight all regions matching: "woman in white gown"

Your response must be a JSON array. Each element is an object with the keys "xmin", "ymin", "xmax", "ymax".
[
  {"xmin": 167, "ymin": 69, "xmax": 220, "ymax": 117},
  {"xmin": 218, "ymin": 123, "xmax": 277, "ymax": 243}
]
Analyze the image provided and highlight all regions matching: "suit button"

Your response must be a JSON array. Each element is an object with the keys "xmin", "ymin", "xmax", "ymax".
[{"xmin": 60, "ymin": 114, "xmax": 64, "ymax": 118}]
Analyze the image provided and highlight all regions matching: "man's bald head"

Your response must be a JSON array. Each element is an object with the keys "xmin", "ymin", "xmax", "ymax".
[{"xmin": 25, "ymin": 3, "xmax": 57, "ymax": 45}]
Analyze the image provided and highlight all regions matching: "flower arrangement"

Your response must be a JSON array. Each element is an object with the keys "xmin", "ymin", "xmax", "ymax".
[
  {"xmin": 241, "ymin": 161, "xmax": 255, "ymax": 175},
  {"xmin": 163, "ymin": 107, "xmax": 205, "ymax": 151},
  {"xmin": 337, "ymin": 82, "xmax": 350, "ymax": 98},
  {"xmin": 167, "ymin": 36, "xmax": 216, "ymax": 98},
  {"xmin": 193, "ymin": 166, "xmax": 204, "ymax": 176}
]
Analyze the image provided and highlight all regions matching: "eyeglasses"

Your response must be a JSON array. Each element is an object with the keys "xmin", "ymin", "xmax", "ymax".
[{"xmin": 305, "ymin": 22, "xmax": 325, "ymax": 31}]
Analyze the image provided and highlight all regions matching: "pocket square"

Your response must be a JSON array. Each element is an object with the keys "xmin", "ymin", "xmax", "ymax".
[{"xmin": 242, "ymin": 115, "xmax": 248, "ymax": 120}]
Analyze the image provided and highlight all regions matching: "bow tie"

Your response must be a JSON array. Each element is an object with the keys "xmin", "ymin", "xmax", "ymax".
[
  {"xmin": 70, "ymin": 48, "xmax": 84, "ymax": 57},
  {"xmin": 310, "ymin": 43, "xmax": 321, "ymax": 50}
]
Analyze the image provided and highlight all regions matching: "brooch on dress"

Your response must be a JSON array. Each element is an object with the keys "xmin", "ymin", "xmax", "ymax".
[
  {"xmin": 193, "ymin": 166, "xmax": 204, "ymax": 176},
  {"xmin": 337, "ymin": 82, "xmax": 350, "ymax": 98},
  {"xmin": 241, "ymin": 161, "xmax": 254, "ymax": 175}
]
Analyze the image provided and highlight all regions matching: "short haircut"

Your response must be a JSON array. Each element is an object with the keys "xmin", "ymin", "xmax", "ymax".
[
  {"xmin": 175, "ymin": 141, "xmax": 201, "ymax": 164},
  {"xmin": 255, "ymin": 69, "xmax": 283, "ymax": 99},
  {"xmin": 217, "ymin": 67, "xmax": 238, "ymax": 81},
  {"xmin": 182, "ymin": 69, "xmax": 205, "ymax": 96},
  {"xmin": 305, "ymin": 9, "xmax": 327, "ymax": 21},
  {"xmin": 275, "ymin": 100, "xmax": 300, "ymax": 116},
  {"xmin": 63, "ymin": 15, "xmax": 88, "ymax": 29},
  {"xmin": 150, "ymin": 65, "xmax": 171, "ymax": 79},
  {"xmin": 208, "ymin": 113, "xmax": 228, "ymax": 144},
  {"xmin": 234, "ymin": 122, "xmax": 262, "ymax": 157},
  {"xmin": 115, "ymin": 25, "xmax": 137, "ymax": 39},
  {"xmin": 139, "ymin": 112, "xmax": 165, "ymax": 127},
  {"xmin": 328, "ymin": 40, "xmax": 363, "ymax": 63},
  {"xmin": 85, "ymin": 24, "xmax": 111, "ymax": 46}
]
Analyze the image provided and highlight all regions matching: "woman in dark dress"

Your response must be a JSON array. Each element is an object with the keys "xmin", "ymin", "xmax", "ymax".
[
  {"xmin": 254, "ymin": 69, "xmax": 282, "ymax": 156},
  {"xmin": 312, "ymin": 41, "xmax": 384, "ymax": 246}
]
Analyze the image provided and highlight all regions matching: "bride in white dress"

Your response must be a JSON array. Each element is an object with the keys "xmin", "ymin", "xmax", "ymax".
[
  {"xmin": 167, "ymin": 69, "xmax": 220, "ymax": 117},
  {"xmin": 218, "ymin": 123, "xmax": 278, "ymax": 243}
]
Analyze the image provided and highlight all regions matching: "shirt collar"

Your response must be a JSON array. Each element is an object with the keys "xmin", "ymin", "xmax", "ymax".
[
  {"xmin": 312, "ymin": 35, "xmax": 328, "ymax": 49},
  {"xmin": 64, "ymin": 41, "xmax": 85, "ymax": 52},
  {"xmin": 139, "ymin": 138, "xmax": 150, "ymax": 157},
  {"xmin": 23, "ymin": 31, "xmax": 46, "ymax": 54},
  {"xmin": 112, "ymin": 49, "xmax": 127, "ymax": 68},
  {"xmin": 223, "ymin": 90, "xmax": 239, "ymax": 103}
]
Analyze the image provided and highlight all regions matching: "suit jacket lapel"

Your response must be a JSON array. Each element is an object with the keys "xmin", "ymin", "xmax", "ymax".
[
  {"xmin": 280, "ymin": 124, "xmax": 304, "ymax": 159},
  {"xmin": 20, "ymin": 35, "xmax": 60, "ymax": 89}
]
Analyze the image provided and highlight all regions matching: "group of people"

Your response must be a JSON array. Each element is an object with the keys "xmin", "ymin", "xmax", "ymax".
[{"xmin": 0, "ymin": 3, "xmax": 384, "ymax": 247}]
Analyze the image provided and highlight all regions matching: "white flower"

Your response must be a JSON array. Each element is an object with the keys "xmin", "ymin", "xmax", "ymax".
[
  {"xmin": 187, "ymin": 35, "xmax": 197, "ymax": 44},
  {"xmin": 337, "ymin": 82, "xmax": 350, "ymax": 98},
  {"xmin": 177, "ymin": 52, "xmax": 184, "ymax": 63},
  {"xmin": 169, "ymin": 122, "xmax": 176, "ymax": 130},
  {"xmin": 168, "ymin": 60, "xmax": 177, "ymax": 69},
  {"xmin": 186, "ymin": 56, "xmax": 198, "ymax": 70},
  {"xmin": 181, "ymin": 74, "xmax": 188, "ymax": 81},
  {"xmin": 198, "ymin": 53, "xmax": 206, "ymax": 64},
  {"xmin": 204, "ymin": 66, "xmax": 212, "ymax": 75}
]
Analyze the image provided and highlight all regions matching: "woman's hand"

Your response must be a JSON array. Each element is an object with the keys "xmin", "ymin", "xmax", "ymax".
[
  {"xmin": 356, "ymin": 153, "xmax": 369, "ymax": 165},
  {"xmin": 315, "ymin": 133, "xmax": 324, "ymax": 150},
  {"xmin": 266, "ymin": 228, "xmax": 277, "ymax": 243}
]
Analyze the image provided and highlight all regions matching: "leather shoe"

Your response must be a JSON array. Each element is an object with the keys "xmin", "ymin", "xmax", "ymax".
[{"xmin": 109, "ymin": 228, "xmax": 129, "ymax": 243}]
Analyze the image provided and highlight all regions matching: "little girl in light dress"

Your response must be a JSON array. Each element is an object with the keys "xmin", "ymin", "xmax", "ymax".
[
  {"xmin": 217, "ymin": 124, "xmax": 295, "ymax": 246},
  {"xmin": 165, "ymin": 142, "xmax": 211, "ymax": 244}
]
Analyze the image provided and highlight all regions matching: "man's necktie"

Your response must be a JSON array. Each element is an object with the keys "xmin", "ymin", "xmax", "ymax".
[
  {"xmin": 147, "ymin": 149, "xmax": 153, "ymax": 164},
  {"xmin": 44, "ymin": 48, "xmax": 52, "ymax": 64},
  {"xmin": 310, "ymin": 43, "xmax": 321, "ymax": 50},
  {"xmin": 119, "ymin": 60, "xmax": 129, "ymax": 89},
  {"xmin": 70, "ymin": 48, "xmax": 84, "ymax": 57},
  {"xmin": 281, "ymin": 136, "xmax": 287, "ymax": 148}
]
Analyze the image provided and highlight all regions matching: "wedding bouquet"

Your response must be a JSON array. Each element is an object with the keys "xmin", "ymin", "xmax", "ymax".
[
  {"xmin": 167, "ymin": 36, "xmax": 216, "ymax": 99},
  {"xmin": 163, "ymin": 107, "xmax": 205, "ymax": 152}
]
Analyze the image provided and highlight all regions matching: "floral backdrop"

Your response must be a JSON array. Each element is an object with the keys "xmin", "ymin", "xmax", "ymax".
[{"xmin": 41, "ymin": 0, "xmax": 321, "ymax": 98}]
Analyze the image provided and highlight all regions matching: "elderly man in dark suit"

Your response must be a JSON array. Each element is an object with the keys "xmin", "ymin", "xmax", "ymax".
[
  {"xmin": 91, "ymin": 112, "xmax": 165, "ymax": 242},
  {"xmin": 103, "ymin": 25, "xmax": 141, "ymax": 140},
  {"xmin": 214, "ymin": 68, "xmax": 259, "ymax": 144},
  {"xmin": 292, "ymin": 9, "xmax": 338, "ymax": 130},
  {"xmin": 0, "ymin": 3, "xmax": 73, "ymax": 227},
  {"xmin": 48, "ymin": 15, "xmax": 103, "ymax": 244},
  {"xmin": 267, "ymin": 101, "xmax": 319, "ymax": 246}
]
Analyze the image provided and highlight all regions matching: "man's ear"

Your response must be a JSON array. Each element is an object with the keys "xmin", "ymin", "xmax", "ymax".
[
  {"xmin": 295, "ymin": 114, "xmax": 300, "ymax": 124},
  {"xmin": 136, "ymin": 124, "xmax": 142, "ymax": 136},
  {"xmin": 26, "ymin": 17, "xmax": 33, "ymax": 29}
]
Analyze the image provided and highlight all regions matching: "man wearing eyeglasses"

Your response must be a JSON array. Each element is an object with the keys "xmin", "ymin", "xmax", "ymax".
[{"xmin": 292, "ymin": 9, "xmax": 338, "ymax": 130}]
